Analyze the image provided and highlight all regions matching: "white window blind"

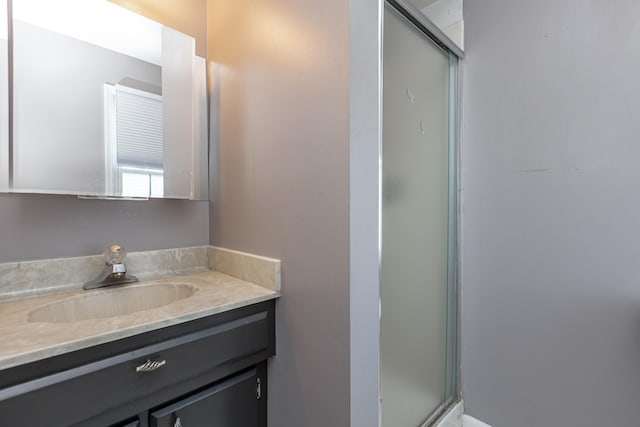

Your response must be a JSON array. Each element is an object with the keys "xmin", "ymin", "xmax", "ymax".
[{"xmin": 115, "ymin": 85, "xmax": 163, "ymax": 169}]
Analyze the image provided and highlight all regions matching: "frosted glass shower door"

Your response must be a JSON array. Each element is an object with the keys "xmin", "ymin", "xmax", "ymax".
[{"xmin": 380, "ymin": 5, "xmax": 456, "ymax": 426}]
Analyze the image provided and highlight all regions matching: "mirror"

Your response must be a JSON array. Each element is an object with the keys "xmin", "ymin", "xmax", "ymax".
[{"xmin": 6, "ymin": 0, "xmax": 208, "ymax": 199}]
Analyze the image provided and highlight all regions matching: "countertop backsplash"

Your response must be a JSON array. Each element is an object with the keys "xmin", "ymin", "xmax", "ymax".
[{"xmin": 0, "ymin": 246, "xmax": 281, "ymax": 299}]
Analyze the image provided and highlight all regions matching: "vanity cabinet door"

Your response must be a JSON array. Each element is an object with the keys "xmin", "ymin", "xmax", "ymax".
[
  {"xmin": 114, "ymin": 420, "xmax": 140, "ymax": 427},
  {"xmin": 150, "ymin": 368, "xmax": 261, "ymax": 427}
]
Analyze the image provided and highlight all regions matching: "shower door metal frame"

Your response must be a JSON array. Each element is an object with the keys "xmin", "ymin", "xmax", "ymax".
[
  {"xmin": 380, "ymin": 1, "xmax": 462, "ymax": 425},
  {"xmin": 387, "ymin": 0, "xmax": 464, "ymax": 58}
]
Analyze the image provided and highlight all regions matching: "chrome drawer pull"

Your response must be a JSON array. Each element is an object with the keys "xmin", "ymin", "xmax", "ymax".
[{"xmin": 136, "ymin": 359, "xmax": 166, "ymax": 372}]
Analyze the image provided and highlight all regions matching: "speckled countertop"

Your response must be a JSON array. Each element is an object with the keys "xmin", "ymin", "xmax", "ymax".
[{"xmin": 0, "ymin": 246, "xmax": 280, "ymax": 371}]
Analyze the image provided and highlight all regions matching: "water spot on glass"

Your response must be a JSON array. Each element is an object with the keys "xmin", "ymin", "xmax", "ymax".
[
  {"xmin": 406, "ymin": 89, "xmax": 416, "ymax": 103},
  {"xmin": 419, "ymin": 120, "xmax": 426, "ymax": 135}
]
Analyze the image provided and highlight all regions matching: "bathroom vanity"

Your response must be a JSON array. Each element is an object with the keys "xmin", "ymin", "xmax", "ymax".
[
  {"xmin": 0, "ymin": 300, "xmax": 274, "ymax": 426},
  {"xmin": 0, "ymin": 246, "xmax": 280, "ymax": 427}
]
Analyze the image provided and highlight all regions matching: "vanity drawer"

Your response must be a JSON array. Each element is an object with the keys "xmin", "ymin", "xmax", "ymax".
[{"xmin": 0, "ymin": 309, "xmax": 270, "ymax": 427}]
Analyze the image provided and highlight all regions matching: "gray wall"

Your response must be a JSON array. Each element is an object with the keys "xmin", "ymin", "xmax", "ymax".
[
  {"xmin": 0, "ymin": 193, "xmax": 209, "ymax": 263},
  {"xmin": 462, "ymin": 1, "xmax": 640, "ymax": 426},
  {"xmin": 207, "ymin": 0, "xmax": 351, "ymax": 426}
]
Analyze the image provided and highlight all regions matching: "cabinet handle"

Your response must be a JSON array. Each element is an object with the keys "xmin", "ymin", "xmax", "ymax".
[{"xmin": 135, "ymin": 359, "xmax": 166, "ymax": 372}]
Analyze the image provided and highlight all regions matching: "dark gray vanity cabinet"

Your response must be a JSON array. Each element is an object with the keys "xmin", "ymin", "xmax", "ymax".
[
  {"xmin": 150, "ymin": 367, "xmax": 261, "ymax": 427},
  {"xmin": 0, "ymin": 300, "xmax": 275, "ymax": 427}
]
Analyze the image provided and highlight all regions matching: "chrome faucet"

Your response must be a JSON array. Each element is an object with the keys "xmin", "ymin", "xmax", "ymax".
[{"xmin": 84, "ymin": 245, "xmax": 139, "ymax": 290}]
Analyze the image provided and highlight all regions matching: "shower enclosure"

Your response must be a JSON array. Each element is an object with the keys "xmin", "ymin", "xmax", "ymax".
[{"xmin": 380, "ymin": 1, "xmax": 460, "ymax": 425}]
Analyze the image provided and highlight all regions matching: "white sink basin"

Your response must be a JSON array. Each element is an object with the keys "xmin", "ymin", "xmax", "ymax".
[{"xmin": 28, "ymin": 284, "xmax": 197, "ymax": 323}]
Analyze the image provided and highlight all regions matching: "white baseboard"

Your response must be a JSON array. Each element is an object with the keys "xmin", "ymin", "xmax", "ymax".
[
  {"xmin": 463, "ymin": 414, "xmax": 492, "ymax": 427},
  {"xmin": 432, "ymin": 401, "xmax": 492, "ymax": 427}
]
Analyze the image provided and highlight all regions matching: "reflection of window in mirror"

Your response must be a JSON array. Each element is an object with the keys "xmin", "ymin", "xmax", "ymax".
[
  {"xmin": 121, "ymin": 169, "xmax": 164, "ymax": 198},
  {"xmin": 104, "ymin": 83, "xmax": 163, "ymax": 198}
]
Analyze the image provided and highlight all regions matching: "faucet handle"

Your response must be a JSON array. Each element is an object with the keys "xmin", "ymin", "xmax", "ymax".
[{"xmin": 104, "ymin": 245, "xmax": 126, "ymax": 265}]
